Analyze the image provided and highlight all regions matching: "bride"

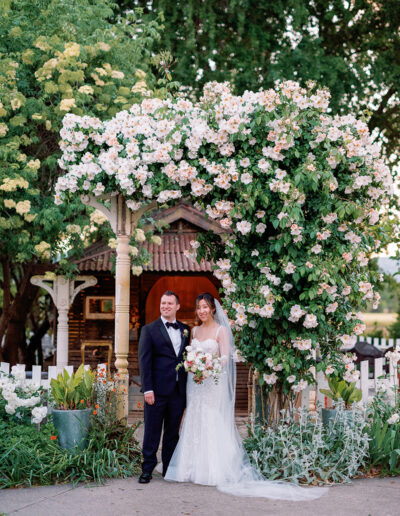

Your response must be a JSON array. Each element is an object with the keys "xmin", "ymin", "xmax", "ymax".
[{"xmin": 164, "ymin": 292, "xmax": 327, "ymax": 500}]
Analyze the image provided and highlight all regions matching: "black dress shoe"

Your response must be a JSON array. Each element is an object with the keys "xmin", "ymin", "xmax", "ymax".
[{"xmin": 138, "ymin": 472, "xmax": 152, "ymax": 484}]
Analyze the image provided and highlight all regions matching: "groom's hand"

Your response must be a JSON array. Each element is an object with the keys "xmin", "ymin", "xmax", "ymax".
[{"xmin": 144, "ymin": 392, "xmax": 155, "ymax": 405}]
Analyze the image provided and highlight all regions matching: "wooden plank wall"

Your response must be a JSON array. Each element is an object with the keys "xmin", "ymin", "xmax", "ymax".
[{"xmin": 67, "ymin": 271, "xmax": 249, "ymax": 413}]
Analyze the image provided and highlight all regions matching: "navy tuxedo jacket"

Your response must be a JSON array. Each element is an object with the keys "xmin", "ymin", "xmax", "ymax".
[{"xmin": 138, "ymin": 317, "xmax": 190, "ymax": 397}]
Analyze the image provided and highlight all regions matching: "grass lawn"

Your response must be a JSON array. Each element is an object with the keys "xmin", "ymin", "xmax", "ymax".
[{"xmin": 360, "ymin": 312, "xmax": 397, "ymax": 335}]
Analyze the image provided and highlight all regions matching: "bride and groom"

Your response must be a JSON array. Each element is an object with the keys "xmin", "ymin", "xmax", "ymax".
[{"xmin": 138, "ymin": 290, "xmax": 326, "ymax": 500}]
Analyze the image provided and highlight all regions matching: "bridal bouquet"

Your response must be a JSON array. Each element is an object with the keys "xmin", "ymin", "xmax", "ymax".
[{"xmin": 177, "ymin": 346, "xmax": 223, "ymax": 384}]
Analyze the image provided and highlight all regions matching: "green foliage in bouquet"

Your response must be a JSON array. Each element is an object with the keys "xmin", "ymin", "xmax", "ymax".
[
  {"xmin": 320, "ymin": 376, "xmax": 362, "ymax": 410},
  {"xmin": 50, "ymin": 364, "xmax": 95, "ymax": 410}
]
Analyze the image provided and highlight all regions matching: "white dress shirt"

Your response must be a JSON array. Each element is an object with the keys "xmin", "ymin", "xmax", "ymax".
[
  {"xmin": 162, "ymin": 316, "xmax": 181, "ymax": 356},
  {"xmin": 144, "ymin": 317, "xmax": 181, "ymax": 395}
]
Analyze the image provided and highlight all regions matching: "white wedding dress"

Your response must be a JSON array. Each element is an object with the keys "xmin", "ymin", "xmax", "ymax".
[{"xmin": 165, "ymin": 324, "xmax": 327, "ymax": 501}]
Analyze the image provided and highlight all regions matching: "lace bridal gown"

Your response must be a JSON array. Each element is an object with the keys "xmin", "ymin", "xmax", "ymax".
[{"xmin": 165, "ymin": 321, "xmax": 327, "ymax": 501}]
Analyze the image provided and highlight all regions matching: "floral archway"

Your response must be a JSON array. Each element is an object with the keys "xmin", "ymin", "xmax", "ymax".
[{"xmin": 55, "ymin": 80, "xmax": 393, "ymax": 422}]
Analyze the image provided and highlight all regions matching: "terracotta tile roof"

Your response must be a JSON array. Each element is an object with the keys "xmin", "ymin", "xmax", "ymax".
[{"xmin": 75, "ymin": 233, "xmax": 212, "ymax": 273}]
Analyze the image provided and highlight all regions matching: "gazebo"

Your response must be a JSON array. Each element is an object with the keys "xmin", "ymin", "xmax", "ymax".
[{"xmin": 39, "ymin": 203, "xmax": 249, "ymax": 415}]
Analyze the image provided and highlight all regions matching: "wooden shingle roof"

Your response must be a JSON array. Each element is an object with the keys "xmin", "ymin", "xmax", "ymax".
[
  {"xmin": 75, "ymin": 233, "xmax": 212, "ymax": 273},
  {"xmin": 75, "ymin": 203, "xmax": 224, "ymax": 273}
]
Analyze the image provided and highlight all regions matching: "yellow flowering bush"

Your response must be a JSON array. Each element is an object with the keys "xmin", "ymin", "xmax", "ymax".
[
  {"xmin": 0, "ymin": 0, "xmax": 161, "ymax": 268},
  {"xmin": 0, "ymin": 0, "xmax": 162, "ymax": 357}
]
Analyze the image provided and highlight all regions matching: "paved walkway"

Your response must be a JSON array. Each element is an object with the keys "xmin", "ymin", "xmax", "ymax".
[{"xmin": 1, "ymin": 475, "xmax": 400, "ymax": 516}]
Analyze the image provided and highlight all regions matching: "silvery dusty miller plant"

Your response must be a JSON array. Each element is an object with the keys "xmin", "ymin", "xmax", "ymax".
[{"xmin": 244, "ymin": 405, "xmax": 369, "ymax": 485}]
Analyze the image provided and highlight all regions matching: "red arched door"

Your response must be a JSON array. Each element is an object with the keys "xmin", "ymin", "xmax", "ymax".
[{"xmin": 145, "ymin": 276, "xmax": 220, "ymax": 326}]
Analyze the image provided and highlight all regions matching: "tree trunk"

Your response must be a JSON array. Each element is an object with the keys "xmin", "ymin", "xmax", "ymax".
[
  {"xmin": 3, "ymin": 278, "xmax": 38, "ymax": 366},
  {"xmin": 251, "ymin": 370, "xmax": 295, "ymax": 428},
  {"xmin": 23, "ymin": 317, "xmax": 50, "ymax": 369},
  {"xmin": 0, "ymin": 258, "xmax": 11, "ymax": 362}
]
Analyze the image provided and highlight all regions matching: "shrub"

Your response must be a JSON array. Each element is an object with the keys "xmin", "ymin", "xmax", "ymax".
[
  {"xmin": 0, "ymin": 385, "xmax": 142, "ymax": 488},
  {"xmin": 244, "ymin": 406, "xmax": 369, "ymax": 485},
  {"xmin": 365, "ymin": 390, "xmax": 400, "ymax": 476},
  {"xmin": 0, "ymin": 368, "xmax": 48, "ymax": 425}
]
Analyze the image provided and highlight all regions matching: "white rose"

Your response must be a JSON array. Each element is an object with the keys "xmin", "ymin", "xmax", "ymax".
[
  {"xmin": 388, "ymin": 414, "xmax": 400, "ymax": 425},
  {"xmin": 5, "ymin": 404, "xmax": 16, "ymax": 415},
  {"xmin": 263, "ymin": 372, "xmax": 278, "ymax": 385}
]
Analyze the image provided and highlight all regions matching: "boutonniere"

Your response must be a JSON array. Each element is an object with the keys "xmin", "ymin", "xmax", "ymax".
[{"xmin": 183, "ymin": 329, "xmax": 189, "ymax": 338}]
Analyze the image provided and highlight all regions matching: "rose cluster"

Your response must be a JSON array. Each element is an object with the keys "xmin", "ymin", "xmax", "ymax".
[{"xmin": 55, "ymin": 80, "xmax": 393, "ymax": 393}]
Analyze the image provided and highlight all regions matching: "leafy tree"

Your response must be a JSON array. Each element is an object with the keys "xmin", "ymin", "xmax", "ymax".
[
  {"xmin": 0, "ymin": 0, "xmax": 162, "ymax": 364},
  {"xmin": 124, "ymin": 0, "xmax": 400, "ymax": 164}
]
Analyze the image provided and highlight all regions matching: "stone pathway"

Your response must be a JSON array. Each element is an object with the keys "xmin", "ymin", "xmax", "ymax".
[{"xmin": 1, "ymin": 475, "xmax": 400, "ymax": 516}]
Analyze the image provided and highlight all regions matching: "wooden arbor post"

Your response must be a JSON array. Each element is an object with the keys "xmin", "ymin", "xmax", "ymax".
[
  {"xmin": 30, "ymin": 275, "xmax": 97, "ymax": 367},
  {"xmin": 81, "ymin": 194, "xmax": 156, "ymax": 421}
]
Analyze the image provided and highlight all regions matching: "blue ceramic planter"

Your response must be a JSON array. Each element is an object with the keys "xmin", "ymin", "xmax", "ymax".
[
  {"xmin": 321, "ymin": 407, "xmax": 354, "ymax": 427},
  {"xmin": 52, "ymin": 408, "xmax": 92, "ymax": 450}
]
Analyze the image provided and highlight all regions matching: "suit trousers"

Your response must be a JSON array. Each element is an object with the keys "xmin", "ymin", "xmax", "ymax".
[{"xmin": 142, "ymin": 383, "xmax": 186, "ymax": 476}]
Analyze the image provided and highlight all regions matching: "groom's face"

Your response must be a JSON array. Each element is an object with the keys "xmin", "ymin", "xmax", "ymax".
[{"xmin": 160, "ymin": 294, "xmax": 180, "ymax": 321}]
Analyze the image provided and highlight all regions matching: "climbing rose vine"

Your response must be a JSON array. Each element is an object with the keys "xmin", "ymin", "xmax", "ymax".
[{"xmin": 55, "ymin": 80, "xmax": 393, "ymax": 397}]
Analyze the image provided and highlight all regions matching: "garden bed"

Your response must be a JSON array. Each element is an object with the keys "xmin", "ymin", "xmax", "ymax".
[{"xmin": 0, "ymin": 418, "xmax": 142, "ymax": 489}]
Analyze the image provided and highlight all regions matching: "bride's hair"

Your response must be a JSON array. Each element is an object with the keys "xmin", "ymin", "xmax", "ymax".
[{"xmin": 194, "ymin": 292, "xmax": 216, "ymax": 323}]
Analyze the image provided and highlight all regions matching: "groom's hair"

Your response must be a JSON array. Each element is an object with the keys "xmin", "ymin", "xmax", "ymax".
[{"xmin": 162, "ymin": 290, "xmax": 180, "ymax": 304}]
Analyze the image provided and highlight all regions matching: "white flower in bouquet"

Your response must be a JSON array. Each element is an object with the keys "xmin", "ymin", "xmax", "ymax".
[
  {"xmin": 263, "ymin": 372, "xmax": 278, "ymax": 385},
  {"xmin": 339, "ymin": 334, "xmax": 357, "ymax": 350},
  {"xmin": 134, "ymin": 228, "xmax": 146, "ymax": 242},
  {"xmin": 303, "ymin": 314, "xmax": 318, "ymax": 328},
  {"xmin": 343, "ymin": 369, "xmax": 360, "ymax": 383},
  {"xmin": 179, "ymin": 346, "xmax": 224, "ymax": 384},
  {"xmin": 288, "ymin": 304, "xmax": 305, "ymax": 322}
]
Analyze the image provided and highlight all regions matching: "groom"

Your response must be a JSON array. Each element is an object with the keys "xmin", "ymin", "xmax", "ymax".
[{"xmin": 138, "ymin": 290, "xmax": 190, "ymax": 483}]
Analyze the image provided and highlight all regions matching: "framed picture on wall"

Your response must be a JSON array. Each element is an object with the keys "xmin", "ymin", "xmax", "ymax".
[{"xmin": 85, "ymin": 296, "xmax": 115, "ymax": 319}]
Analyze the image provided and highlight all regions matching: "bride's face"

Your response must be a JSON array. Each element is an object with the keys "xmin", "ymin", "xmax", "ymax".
[{"xmin": 196, "ymin": 299, "xmax": 214, "ymax": 324}]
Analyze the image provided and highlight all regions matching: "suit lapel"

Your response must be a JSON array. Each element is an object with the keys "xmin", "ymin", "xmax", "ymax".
[
  {"xmin": 156, "ymin": 318, "xmax": 176, "ymax": 355},
  {"xmin": 177, "ymin": 321, "xmax": 187, "ymax": 356}
]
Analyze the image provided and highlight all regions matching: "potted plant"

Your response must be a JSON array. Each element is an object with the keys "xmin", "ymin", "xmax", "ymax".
[
  {"xmin": 50, "ymin": 364, "xmax": 95, "ymax": 450},
  {"xmin": 320, "ymin": 376, "xmax": 362, "ymax": 426}
]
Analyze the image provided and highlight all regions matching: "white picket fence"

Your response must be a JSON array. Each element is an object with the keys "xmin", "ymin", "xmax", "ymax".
[
  {"xmin": 0, "ymin": 362, "xmax": 144, "ymax": 412},
  {"xmin": 0, "ymin": 362, "xmax": 95, "ymax": 390},
  {"xmin": 358, "ymin": 336, "xmax": 400, "ymax": 350},
  {"xmin": 1, "ymin": 359, "xmax": 398, "ymax": 411},
  {"xmin": 301, "ymin": 357, "xmax": 399, "ymax": 409}
]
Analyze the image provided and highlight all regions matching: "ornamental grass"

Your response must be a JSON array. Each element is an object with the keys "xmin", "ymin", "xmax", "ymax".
[{"xmin": 0, "ymin": 417, "xmax": 142, "ymax": 489}]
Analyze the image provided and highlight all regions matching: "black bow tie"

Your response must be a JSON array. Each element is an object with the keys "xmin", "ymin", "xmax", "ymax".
[{"xmin": 166, "ymin": 321, "xmax": 179, "ymax": 330}]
